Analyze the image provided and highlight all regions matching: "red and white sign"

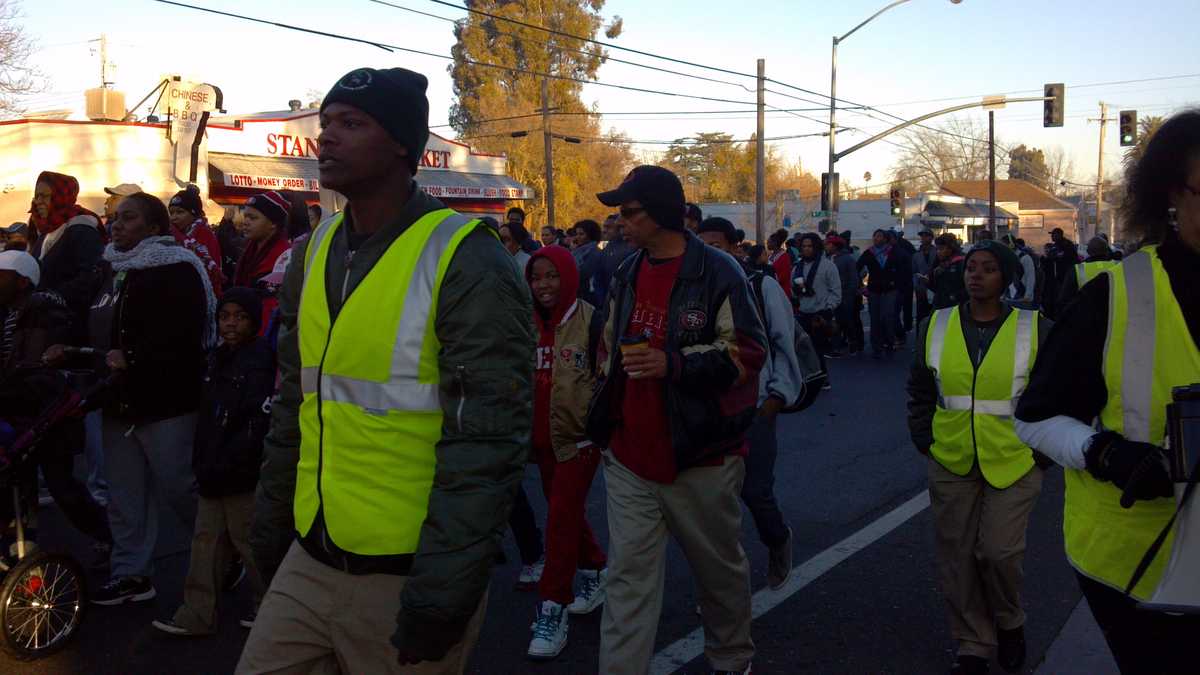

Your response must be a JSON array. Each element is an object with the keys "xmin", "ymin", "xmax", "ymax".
[{"xmin": 223, "ymin": 173, "xmax": 321, "ymax": 191}]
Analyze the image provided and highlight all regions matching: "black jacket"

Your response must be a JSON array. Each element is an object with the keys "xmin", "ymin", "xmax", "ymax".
[
  {"xmin": 857, "ymin": 247, "xmax": 905, "ymax": 293},
  {"xmin": 193, "ymin": 338, "xmax": 275, "ymax": 497},
  {"xmin": 33, "ymin": 221, "xmax": 104, "ymax": 341},
  {"xmin": 587, "ymin": 235, "xmax": 767, "ymax": 471},
  {"xmin": 86, "ymin": 260, "xmax": 208, "ymax": 424},
  {"xmin": 930, "ymin": 256, "xmax": 967, "ymax": 310}
]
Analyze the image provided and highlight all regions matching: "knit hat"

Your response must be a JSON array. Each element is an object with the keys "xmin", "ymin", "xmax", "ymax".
[
  {"xmin": 321, "ymin": 67, "xmax": 430, "ymax": 174},
  {"xmin": 965, "ymin": 240, "xmax": 1020, "ymax": 289},
  {"xmin": 218, "ymin": 286, "xmax": 264, "ymax": 334},
  {"xmin": 244, "ymin": 191, "xmax": 290, "ymax": 229},
  {"xmin": 169, "ymin": 185, "xmax": 203, "ymax": 216}
]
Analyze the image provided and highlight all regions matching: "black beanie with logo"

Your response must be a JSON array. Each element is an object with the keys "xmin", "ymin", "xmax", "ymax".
[{"xmin": 321, "ymin": 67, "xmax": 430, "ymax": 174}]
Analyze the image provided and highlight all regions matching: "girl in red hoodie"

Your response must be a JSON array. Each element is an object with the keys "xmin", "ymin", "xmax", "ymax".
[
  {"xmin": 233, "ymin": 191, "xmax": 292, "ymax": 333},
  {"xmin": 524, "ymin": 245, "xmax": 608, "ymax": 662}
]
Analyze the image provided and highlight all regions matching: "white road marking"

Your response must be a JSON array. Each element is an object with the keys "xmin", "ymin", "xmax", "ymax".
[{"xmin": 649, "ymin": 491, "xmax": 931, "ymax": 675}]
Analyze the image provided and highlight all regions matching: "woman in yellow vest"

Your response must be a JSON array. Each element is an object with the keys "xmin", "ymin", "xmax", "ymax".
[
  {"xmin": 1016, "ymin": 109, "xmax": 1200, "ymax": 674},
  {"xmin": 908, "ymin": 239, "xmax": 1052, "ymax": 675}
]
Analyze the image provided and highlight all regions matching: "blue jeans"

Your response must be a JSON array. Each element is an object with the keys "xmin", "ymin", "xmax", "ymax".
[
  {"xmin": 103, "ymin": 413, "xmax": 198, "ymax": 579},
  {"xmin": 868, "ymin": 290, "xmax": 898, "ymax": 354},
  {"xmin": 84, "ymin": 411, "xmax": 107, "ymax": 506}
]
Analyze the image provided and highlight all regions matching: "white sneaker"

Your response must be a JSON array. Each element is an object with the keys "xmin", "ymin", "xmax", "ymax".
[
  {"xmin": 516, "ymin": 557, "xmax": 545, "ymax": 590},
  {"xmin": 567, "ymin": 568, "xmax": 607, "ymax": 615},
  {"xmin": 526, "ymin": 600, "xmax": 568, "ymax": 661}
]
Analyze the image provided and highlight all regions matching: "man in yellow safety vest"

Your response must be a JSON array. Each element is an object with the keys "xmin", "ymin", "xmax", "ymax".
[{"xmin": 238, "ymin": 66, "xmax": 534, "ymax": 674}]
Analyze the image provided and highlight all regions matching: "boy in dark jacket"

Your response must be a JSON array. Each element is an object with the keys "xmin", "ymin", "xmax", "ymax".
[{"xmin": 153, "ymin": 288, "xmax": 273, "ymax": 636}]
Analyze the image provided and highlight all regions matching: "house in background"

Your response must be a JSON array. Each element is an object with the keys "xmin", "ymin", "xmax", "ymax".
[{"xmin": 937, "ymin": 179, "xmax": 1078, "ymax": 246}]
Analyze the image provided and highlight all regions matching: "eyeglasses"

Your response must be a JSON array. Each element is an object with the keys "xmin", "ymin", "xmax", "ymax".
[{"xmin": 619, "ymin": 206, "xmax": 645, "ymax": 220}]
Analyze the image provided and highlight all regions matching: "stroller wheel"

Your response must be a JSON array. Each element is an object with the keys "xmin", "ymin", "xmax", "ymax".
[{"xmin": 0, "ymin": 552, "xmax": 87, "ymax": 660}]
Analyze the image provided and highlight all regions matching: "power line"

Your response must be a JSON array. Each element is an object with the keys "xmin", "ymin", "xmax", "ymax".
[
  {"xmin": 428, "ymin": 107, "xmax": 860, "ymax": 129},
  {"xmin": 867, "ymin": 73, "xmax": 1200, "ymax": 109},
  {"xmin": 152, "ymin": 0, "xmax": 764, "ymax": 107},
  {"xmin": 462, "ymin": 129, "xmax": 837, "ymax": 145},
  {"xmin": 420, "ymin": 0, "xmax": 759, "ymax": 81}
]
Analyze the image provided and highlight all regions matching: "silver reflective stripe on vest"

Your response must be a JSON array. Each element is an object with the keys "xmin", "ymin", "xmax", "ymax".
[
  {"xmin": 1076, "ymin": 263, "xmax": 1087, "ymax": 285},
  {"xmin": 928, "ymin": 308, "xmax": 953, "ymax": 405},
  {"xmin": 304, "ymin": 215, "xmax": 341, "ymax": 280},
  {"xmin": 1011, "ymin": 310, "xmax": 1035, "ymax": 400},
  {"xmin": 941, "ymin": 396, "xmax": 1016, "ymax": 417},
  {"xmin": 388, "ymin": 213, "xmax": 473, "ymax": 393},
  {"xmin": 1120, "ymin": 251, "xmax": 1156, "ymax": 443}
]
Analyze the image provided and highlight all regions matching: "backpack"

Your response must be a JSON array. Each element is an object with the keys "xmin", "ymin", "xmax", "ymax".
[{"xmin": 750, "ymin": 272, "xmax": 826, "ymax": 414}]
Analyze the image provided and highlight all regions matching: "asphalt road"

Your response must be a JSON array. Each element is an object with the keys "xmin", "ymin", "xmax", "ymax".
[{"xmin": 9, "ymin": 342, "xmax": 1083, "ymax": 675}]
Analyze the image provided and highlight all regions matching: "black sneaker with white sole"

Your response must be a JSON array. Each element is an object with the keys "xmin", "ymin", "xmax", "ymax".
[
  {"xmin": 240, "ymin": 609, "xmax": 257, "ymax": 629},
  {"xmin": 151, "ymin": 619, "xmax": 200, "ymax": 636},
  {"xmin": 92, "ymin": 576, "xmax": 156, "ymax": 606}
]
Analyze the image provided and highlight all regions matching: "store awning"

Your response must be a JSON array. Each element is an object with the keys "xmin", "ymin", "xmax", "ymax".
[
  {"xmin": 208, "ymin": 152, "xmax": 533, "ymax": 201},
  {"xmin": 922, "ymin": 200, "xmax": 1019, "ymax": 227},
  {"xmin": 209, "ymin": 152, "xmax": 320, "ymax": 192},
  {"xmin": 421, "ymin": 172, "xmax": 534, "ymax": 200}
]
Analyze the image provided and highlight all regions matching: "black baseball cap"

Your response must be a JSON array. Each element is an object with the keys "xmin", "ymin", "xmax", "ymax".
[{"xmin": 597, "ymin": 165, "xmax": 686, "ymax": 231}]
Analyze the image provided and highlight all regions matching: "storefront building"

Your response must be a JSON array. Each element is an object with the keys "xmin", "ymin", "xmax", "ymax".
[{"xmin": 206, "ymin": 110, "xmax": 533, "ymax": 220}]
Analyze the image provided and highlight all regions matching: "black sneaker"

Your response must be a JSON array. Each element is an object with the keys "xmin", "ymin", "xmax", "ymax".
[
  {"xmin": 239, "ymin": 609, "xmax": 257, "ymax": 629},
  {"xmin": 93, "ymin": 576, "xmax": 156, "ymax": 606},
  {"xmin": 151, "ymin": 619, "xmax": 199, "ymax": 636},
  {"xmin": 823, "ymin": 351, "xmax": 845, "ymax": 360},
  {"xmin": 997, "ymin": 625, "xmax": 1026, "ymax": 672},
  {"xmin": 949, "ymin": 655, "xmax": 988, "ymax": 675},
  {"xmin": 767, "ymin": 527, "xmax": 793, "ymax": 590},
  {"xmin": 223, "ymin": 557, "xmax": 246, "ymax": 593}
]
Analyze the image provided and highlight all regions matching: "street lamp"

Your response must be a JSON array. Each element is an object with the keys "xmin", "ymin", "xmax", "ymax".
[{"xmin": 827, "ymin": 0, "xmax": 963, "ymax": 222}]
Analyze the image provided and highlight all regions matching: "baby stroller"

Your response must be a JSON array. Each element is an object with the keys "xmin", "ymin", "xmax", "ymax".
[{"xmin": 0, "ymin": 365, "xmax": 110, "ymax": 660}]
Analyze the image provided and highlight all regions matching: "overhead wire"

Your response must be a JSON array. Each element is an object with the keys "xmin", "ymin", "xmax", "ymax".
[{"xmin": 152, "ymin": 0, "xmax": 764, "ymax": 107}]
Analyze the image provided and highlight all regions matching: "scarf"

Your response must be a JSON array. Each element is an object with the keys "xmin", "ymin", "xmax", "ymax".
[
  {"xmin": 29, "ymin": 171, "xmax": 100, "ymax": 237},
  {"xmin": 234, "ymin": 231, "xmax": 287, "ymax": 288},
  {"xmin": 104, "ymin": 236, "xmax": 218, "ymax": 348},
  {"xmin": 871, "ymin": 244, "xmax": 892, "ymax": 268}
]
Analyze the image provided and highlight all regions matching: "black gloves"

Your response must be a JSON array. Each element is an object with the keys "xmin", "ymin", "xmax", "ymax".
[{"xmin": 1084, "ymin": 431, "xmax": 1174, "ymax": 506}]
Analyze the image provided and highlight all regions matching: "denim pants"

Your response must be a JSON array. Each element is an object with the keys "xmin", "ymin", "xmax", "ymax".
[
  {"xmin": 740, "ymin": 413, "xmax": 789, "ymax": 549},
  {"xmin": 868, "ymin": 290, "xmax": 898, "ymax": 354},
  {"xmin": 103, "ymin": 413, "xmax": 199, "ymax": 579}
]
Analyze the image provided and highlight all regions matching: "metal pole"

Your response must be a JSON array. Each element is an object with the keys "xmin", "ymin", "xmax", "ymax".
[
  {"xmin": 1096, "ymin": 102, "xmax": 1107, "ymax": 244},
  {"xmin": 756, "ymin": 58, "xmax": 766, "ymax": 244},
  {"xmin": 827, "ymin": 37, "xmax": 838, "ymax": 226},
  {"xmin": 542, "ymin": 77, "xmax": 555, "ymax": 231},
  {"xmin": 989, "ymin": 110, "xmax": 996, "ymax": 237}
]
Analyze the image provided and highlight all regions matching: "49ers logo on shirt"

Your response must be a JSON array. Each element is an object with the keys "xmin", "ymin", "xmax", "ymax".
[{"xmin": 679, "ymin": 308, "xmax": 708, "ymax": 331}]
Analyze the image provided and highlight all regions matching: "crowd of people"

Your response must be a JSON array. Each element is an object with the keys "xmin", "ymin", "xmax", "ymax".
[{"xmin": 0, "ymin": 62, "xmax": 1195, "ymax": 675}]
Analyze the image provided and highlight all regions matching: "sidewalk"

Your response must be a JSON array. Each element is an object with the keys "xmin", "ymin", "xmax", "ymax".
[{"xmin": 1034, "ymin": 598, "xmax": 1117, "ymax": 675}]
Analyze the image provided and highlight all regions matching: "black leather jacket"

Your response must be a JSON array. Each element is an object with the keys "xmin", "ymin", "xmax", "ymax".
[{"xmin": 587, "ymin": 234, "xmax": 767, "ymax": 470}]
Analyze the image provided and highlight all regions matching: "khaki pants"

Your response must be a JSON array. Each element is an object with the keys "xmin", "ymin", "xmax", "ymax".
[
  {"xmin": 600, "ymin": 452, "xmax": 754, "ymax": 675},
  {"xmin": 236, "ymin": 542, "xmax": 487, "ymax": 675},
  {"xmin": 173, "ymin": 493, "xmax": 264, "ymax": 633},
  {"xmin": 928, "ymin": 459, "xmax": 1043, "ymax": 658}
]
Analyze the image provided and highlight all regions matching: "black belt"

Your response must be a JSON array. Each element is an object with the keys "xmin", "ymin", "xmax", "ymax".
[{"xmin": 297, "ymin": 530, "xmax": 414, "ymax": 577}]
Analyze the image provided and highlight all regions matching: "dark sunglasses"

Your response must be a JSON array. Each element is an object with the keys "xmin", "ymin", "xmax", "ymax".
[{"xmin": 619, "ymin": 206, "xmax": 645, "ymax": 219}]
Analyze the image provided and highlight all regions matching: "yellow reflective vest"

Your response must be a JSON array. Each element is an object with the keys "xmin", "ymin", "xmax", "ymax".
[
  {"xmin": 295, "ymin": 208, "xmax": 481, "ymax": 556},
  {"xmin": 926, "ymin": 306, "xmax": 1039, "ymax": 488},
  {"xmin": 1075, "ymin": 260, "xmax": 1120, "ymax": 287},
  {"xmin": 1064, "ymin": 247, "xmax": 1199, "ymax": 598}
]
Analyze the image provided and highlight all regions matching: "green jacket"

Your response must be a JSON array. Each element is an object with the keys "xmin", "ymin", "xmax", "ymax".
[{"xmin": 251, "ymin": 184, "xmax": 533, "ymax": 661}]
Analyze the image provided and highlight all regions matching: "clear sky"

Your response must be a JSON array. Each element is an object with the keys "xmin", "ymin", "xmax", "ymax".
[{"xmin": 20, "ymin": 0, "xmax": 1200, "ymax": 193}]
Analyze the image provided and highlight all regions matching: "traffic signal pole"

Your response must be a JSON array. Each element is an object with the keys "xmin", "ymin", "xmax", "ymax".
[
  {"xmin": 1095, "ymin": 102, "xmax": 1109, "ymax": 242},
  {"xmin": 989, "ymin": 110, "xmax": 996, "ymax": 236},
  {"xmin": 757, "ymin": 59, "xmax": 766, "ymax": 244}
]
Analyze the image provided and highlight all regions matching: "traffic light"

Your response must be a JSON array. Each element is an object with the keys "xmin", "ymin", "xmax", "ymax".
[
  {"xmin": 889, "ymin": 189, "xmax": 902, "ymax": 217},
  {"xmin": 821, "ymin": 172, "xmax": 840, "ymax": 214},
  {"xmin": 1043, "ymin": 83, "xmax": 1064, "ymax": 128},
  {"xmin": 1119, "ymin": 110, "xmax": 1138, "ymax": 147}
]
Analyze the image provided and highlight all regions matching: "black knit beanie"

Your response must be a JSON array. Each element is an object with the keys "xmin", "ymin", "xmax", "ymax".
[
  {"xmin": 170, "ymin": 185, "xmax": 203, "ymax": 216},
  {"xmin": 965, "ymin": 240, "xmax": 1020, "ymax": 289},
  {"xmin": 321, "ymin": 67, "xmax": 430, "ymax": 174}
]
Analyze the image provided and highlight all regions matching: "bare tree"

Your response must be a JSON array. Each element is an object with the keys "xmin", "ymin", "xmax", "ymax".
[
  {"xmin": 889, "ymin": 117, "xmax": 1003, "ymax": 191},
  {"xmin": 0, "ymin": 1, "xmax": 42, "ymax": 116},
  {"xmin": 1042, "ymin": 146, "xmax": 1076, "ymax": 195}
]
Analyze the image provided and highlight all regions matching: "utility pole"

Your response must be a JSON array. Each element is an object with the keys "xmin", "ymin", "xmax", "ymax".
[
  {"xmin": 988, "ymin": 110, "xmax": 996, "ymax": 237},
  {"xmin": 756, "ymin": 59, "xmax": 766, "ymax": 243},
  {"xmin": 1095, "ymin": 102, "xmax": 1109, "ymax": 243},
  {"xmin": 542, "ymin": 77, "xmax": 555, "ymax": 231},
  {"xmin": 827, "ymin": 36, "xmax": 839, "ymax": 231}
]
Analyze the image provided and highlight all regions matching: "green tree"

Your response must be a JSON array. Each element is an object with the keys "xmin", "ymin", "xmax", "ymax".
[
  {"xmin": 1007, "ymin": 144, "xmax": 1050, "ymax": 190},
  {"xmin": 448, "ymin": 0, "xmax": 631, "ymax": 229}
]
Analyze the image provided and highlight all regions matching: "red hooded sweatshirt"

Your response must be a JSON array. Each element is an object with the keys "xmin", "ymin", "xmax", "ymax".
[{"xmin": 526, "ymin": 245, "xmax": 580, "ymax": 455}]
